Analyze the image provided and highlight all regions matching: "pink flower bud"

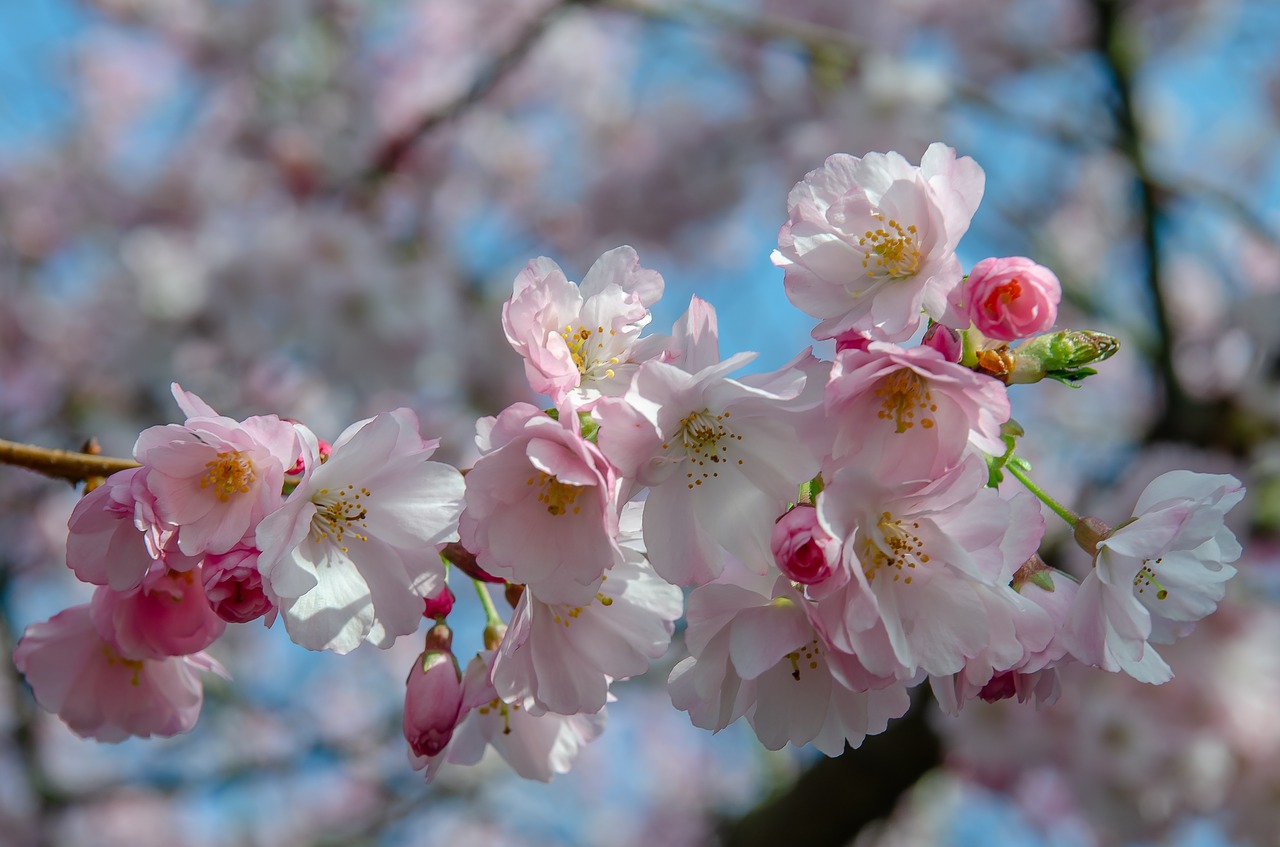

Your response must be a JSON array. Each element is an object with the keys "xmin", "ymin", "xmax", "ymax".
[
  {"xmin": 833, "ymin": 329, "xmax": 873, "ymax": 354},
  {"xmin": 203, "ymin": 547, "xmax": 277, "ymax": 625},
  {"xmin": 770, "ymin": 505, "xmax": 841, "ymax": 585},
  {"xmin": 403, "ymin": 630, "xmax": 464, "ymax": 759},
  {"xmin": 921, "ymin": 322, "xmax": 963, "ymax": 362},
  {"xmin": 962, "ymin": 256, "xmax": 1061, "ymax": 342},
  {"xmin": 422, "ymin": 585, "xmax": 455, "ymax": 620},
  {"xmin": 977, "ymin": 671, "xmax": 1018, "ymax": 703}
]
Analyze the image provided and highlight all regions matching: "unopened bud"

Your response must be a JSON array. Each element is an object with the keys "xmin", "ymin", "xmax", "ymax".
[
  {"xmin": 483, "ymin": 622, "xmax": 507, "ymax": 651},
  {"xmin": 1007, "ymin": 330, "xmax": 1119, "ymax": 385},
  {"xmin": 423, "ymin": 585, "xmax": 455, "ymax": 620}
]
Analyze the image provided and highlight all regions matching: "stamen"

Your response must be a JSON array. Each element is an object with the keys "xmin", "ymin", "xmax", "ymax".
[
  {"xmin": 1134, "ymin": 557, "xmax": 1169, "ymax": 600},
  {"xmin": 532, "ymin": 472, "xmax": 585, "ymax": 516},
  {"xmin": 857, "ymin": 215, "xmax": 922, "ymax": 279},
  {"xmin": 874, "ymin": 369, "xmax": 937, "ymax": 433},
  {"xmin": 201, "ymin": 450, "xmax": 256, "ymax": 501}
]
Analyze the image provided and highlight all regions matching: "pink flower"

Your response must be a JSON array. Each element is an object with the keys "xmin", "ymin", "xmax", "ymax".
[
  {"xmin": 772, "ymin": 143, "xmax": 984, "ymax": 341},
  {"xmin": 501, "ymin": 246, "xmax": 667, "ymax": 406},
  {"xmin": 256, "ymin": 409, "xmax": 465, "ymax": 653},
  {"xmin": 134, "ymin": 385, "xmax": 302, "ymax": 557},
  {"xmin": 403, "ymin": 624, "xmax": 464, "ymax": 758},
  {"xmin": 413, "ymin": 651, "xmax": 607, "ymax": 782},
  {"xmin": 594, "ymin": 331, "xmax": 828, "ymax": 586},
  {"xmin": 668, "ymin": 567, "xmax": 908, "ymax": 755},
  {"xmin": 958, "ymin": 256, "xmax": 1061, "ymax": 341},
  {"xmin": 1064, "ymin": 471, "xmax": 1244, "ymax": 684},
  {"xmin": 13, "ymin": 603, "xmax": 224, "ymax": 742},
  {"xmin": 460, "ymin": 401, "xmax": 624, "ymax": 605},
  {"xmin": 921, "ymin": 321, "xmax": 963, "ymax": 362},
  {"xmin": 90, "ymin": 572, "xmax": 226, "ymax": 660},
  {"xmin": 825, "ymin": 342, "xmax": 1009, "ymax": 484},
  {"xmin": 202, "ymin": 547, "xmax": 277, "ymax": 625},
  {"xmin": 491, "ymin": 550, "xmax": 683, "ymax": 715},
  {"xmin": 66, "ymin": 466, "xmax": 195, "ymax": 592},
  {"xmin": 770, "ymin": 505, "xmax": 843, "ymax": 588},
  {"xmin": 815, "ymin": 458, "xmax": 1045, "ymax": 679}
]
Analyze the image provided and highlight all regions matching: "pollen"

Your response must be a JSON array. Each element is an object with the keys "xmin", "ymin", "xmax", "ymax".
[
  {"xmin": 311, "ymin": 485, "xmax": 371, "ymax": 546},
  {"xmin": 874, "ymin": 368, "xmax": 937, "ymax": 434},
  {"xmin": 858, "ymin": 215, "xmax": 922, "ymax": 279},
  {"xmin": 201, "ymin": 450, "xmax": 256, "ymax": 501},
  {"xmin": 531, "ymin": 471, "xmax": 586, "ymax": 516},
  {"xmin": 671, "ymin": 408, "xmax": 743, "ymax": 485},
  {"xmin": 860, "ymin": 512, "xmax": 929, "ymax": 584},
  {"xmin": 1134, "ymin": 557, "xmax": 1169, "ymax": 600},
  {"xmin": 560, "ymin": 324, "xmax": 622, "ymax": 381}
]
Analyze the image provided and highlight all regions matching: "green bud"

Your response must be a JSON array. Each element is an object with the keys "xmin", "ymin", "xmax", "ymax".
[{"xmin": 1007, "ymin": 330, "xmax": 1119, "ymax": 386}]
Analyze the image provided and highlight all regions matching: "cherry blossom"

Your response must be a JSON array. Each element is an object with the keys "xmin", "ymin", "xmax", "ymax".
[
  {"xmin": 954, "ymin": 256, "xmax": 1061, "ymax": 342},
  {"xmin": 824, "ymin": 341, "xmax": 1009, "ymax": 484},
  {"xmin": 134, "ymin": 387, "xmax": 302, "ymax": 557},
  {"xmin": 772, "ymin": 143, "xmax": 984, "ymax": 341},
  {"xmin": 491, "ymin": 549, "xmax": 683, "ymax": 715},
  {"xmin": 502, "ymin": 246, "xmax": 667, "ymax": 406},
  {"xmin": 255, "ymin": 409, "xmax": 465, "ymax": 653},
  {"xmin": 460, "ymin": 401, "xmax": 624, "ymax": 604},
  {"xmin": 13, "ymin": 603, "xmax": 224, "ymax": 742},
  {"xmin": 814, "ymin": 458, "xmax": 1044, "ymax": 678},
  {"xmin": 595, "ymin": 329, "xmax": 827, "ymax": 585},
  {"xmin": 1064, "ymin": 471, "xmax": 1245, "ymax": 684}
]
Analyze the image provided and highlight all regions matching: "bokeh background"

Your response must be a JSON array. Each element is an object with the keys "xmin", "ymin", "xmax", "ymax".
[{"xmin": 2, "ymin": 0, "xmax": 1279, "ymax": 845}]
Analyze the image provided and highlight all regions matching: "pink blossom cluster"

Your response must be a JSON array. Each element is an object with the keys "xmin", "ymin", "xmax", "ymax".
[
  {"xmin": 16, "ymin": 386, "xmax": 465, "ymax": 741},
  {"xmin": 13, "ymin": 145, "xmax": 1245, "ymax": 785}
]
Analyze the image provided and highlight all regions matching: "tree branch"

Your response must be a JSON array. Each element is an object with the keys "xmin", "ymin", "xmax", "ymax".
[{"xmin": 0, "ymin": 439, "xmax": 138, "ymax": 486}]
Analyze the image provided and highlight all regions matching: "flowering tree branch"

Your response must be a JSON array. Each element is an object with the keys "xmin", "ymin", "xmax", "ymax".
[
  {"xmin": 357, "ymin": 0, "xmax": 575, "ymax": 186},
  {"xmin": 0, "ymin": 438, "xmax": 139, "ymax": 486}
]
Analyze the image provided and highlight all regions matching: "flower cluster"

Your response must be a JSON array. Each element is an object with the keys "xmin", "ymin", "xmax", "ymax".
[{"xmin": 14, "ymin": 145, "xmax": 1244, "ymax": 784}]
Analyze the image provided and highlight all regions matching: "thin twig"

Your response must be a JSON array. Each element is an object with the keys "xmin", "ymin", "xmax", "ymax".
[
  {"xmin": 0, "ymin": 439, "xmax": 139, "ymax": 486},
  {"xmin": 358, "ymin": 0, "xmax": 575, "ymax": 185}
]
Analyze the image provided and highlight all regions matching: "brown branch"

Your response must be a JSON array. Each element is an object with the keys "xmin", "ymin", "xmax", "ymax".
[
  {"xmin": 359, "ymin": 0, "xmax": 575, "ymax": 185},
  {"xmin": 0, "ymin": 439, "xmax": 139, "ymax": 485}
]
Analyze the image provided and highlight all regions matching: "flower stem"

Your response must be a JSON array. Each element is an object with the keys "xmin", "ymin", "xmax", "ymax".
[
  {"xmin": 0, "ymin": 438, "xmax": 139, "ymax": 485},
  {"xmin": 1005, "ymin": 460, "xmax": 1080, "ymax": 529},
  {"xmin": 473, "ymin": 578, "xmax": 504, "ymax": 629}
]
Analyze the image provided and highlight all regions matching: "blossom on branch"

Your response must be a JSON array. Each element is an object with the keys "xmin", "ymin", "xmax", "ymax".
[{"xmin": 256, "ymin": 409, "xmax": 465, "ymax": 653}]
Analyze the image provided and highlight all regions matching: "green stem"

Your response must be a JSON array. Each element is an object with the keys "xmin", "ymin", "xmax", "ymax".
[
  {"xmin": 960, "ymin": 328, "xmax": 978, "ymax": 368},
  {"xmin": 473, "ymin": 579, "xmax": 503, "ymax": 628},
  {"xmin": 1005, "ymin": 461, "xmax": 1080, "ymax": 529}
]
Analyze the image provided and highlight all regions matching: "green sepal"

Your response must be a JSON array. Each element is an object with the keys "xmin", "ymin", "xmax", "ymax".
[{"xmin": 984, "ymin": 419, "xmax": 1024, "ymax": 486}]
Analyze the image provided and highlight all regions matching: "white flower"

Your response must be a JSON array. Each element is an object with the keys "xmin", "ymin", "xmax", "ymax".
[
  {"xmin": 1064, "ymin": 471, "xmax": 1245, "ymax": 684},
  {"xmin": 256, "ymin": 409, "xmax": 465, "ymax": 654}
]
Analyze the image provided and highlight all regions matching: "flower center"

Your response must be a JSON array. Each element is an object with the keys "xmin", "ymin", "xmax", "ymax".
[
  {"xmin": 201, "ymin": 450, "xmax": 256, "ymax": 501},
  {"xmin": 874, "ymin": 369, "xmax": 937, "ymax": 433},
  {"xmin": 982, "ymin": 278, "xmax": 1023, "ymax": 316},
  {"xmin": 550, "ymin": 590, "xmax": 614, "ymax": 628},
  {"xmin": 560, "ymin": 323, "xmax": 620, "ymax": 381},
  {"xmin": 528, "ymin": 471, "xmax": 585, "ymax": 516},
  {"xmin": 1133, "ymin": 556, "xmax": 1169, "ymax": 600},
  {"xmin": 859, "ymin": 512, "xmax": 929, "ymax": 585},
  {"xmin": 101, "ymin": 642, "xmax": 145, "ymax": 686},
  {"xmin": 311, "ymin": 483, "xmax": 371, "ymax": 551},
  {"xmin": 786, "ymin": 637, "xmax": 823, "ymax": 681},
  {"xmin": 664, "ymin": 409, "xmax": 744, "ymax": 490},
  {"xmin": 859, "ymin": 215, "xmax": 922, "ymax": 279},
  {"xmin": 477, "ymin": 697, "xmax": 522, "ymax": 735}
]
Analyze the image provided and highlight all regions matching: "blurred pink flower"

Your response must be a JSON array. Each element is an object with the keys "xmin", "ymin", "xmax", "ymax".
[{"xmin": 13, "ymin": 603, "xmax": 223, "ymax": 742}]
